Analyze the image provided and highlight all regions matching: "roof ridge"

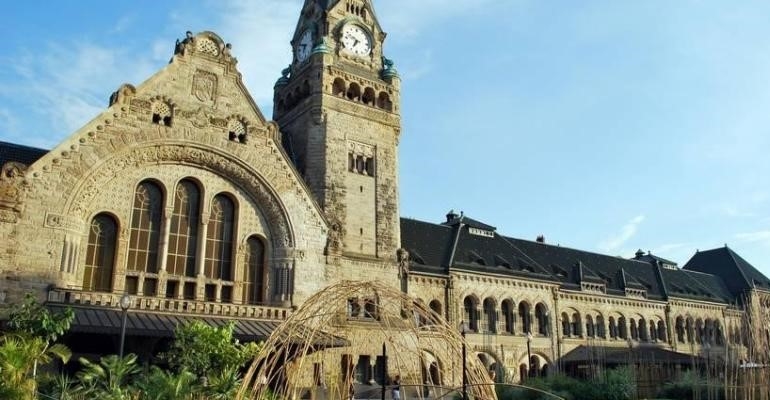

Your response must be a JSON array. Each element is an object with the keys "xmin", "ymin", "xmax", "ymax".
[{"xmin": 725, "ymin": 246, "xmax": 754, "ymax": 289}]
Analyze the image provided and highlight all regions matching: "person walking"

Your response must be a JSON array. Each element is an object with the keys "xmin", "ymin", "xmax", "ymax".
[{"xmin": 391, "ymin": 375, "xmax": 401, "ymax": 400}]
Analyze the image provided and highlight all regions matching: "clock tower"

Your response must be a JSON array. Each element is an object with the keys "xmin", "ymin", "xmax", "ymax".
[{"xmin": 274, "ymin": 0, "xmax": 401, "ymax": 261}]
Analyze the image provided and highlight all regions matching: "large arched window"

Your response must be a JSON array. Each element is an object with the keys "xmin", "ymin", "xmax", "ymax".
[
  {"xmin": 167, "ymin": 180, "xmax": 201, "ymax": 277},
  {"xmin": 128, "ymin": 181, "xmax": 163, "ymax": 273},
  {"xmin": 205, "ymin": 195, "xmax": 235, "ymax": 281},
  {"xmin": 83, "ymin": 214, "xmax": 118, "ymax": 292},
  {"xmin": 243, "ymin": 236, "xmax": 266, "ymax": 304}
]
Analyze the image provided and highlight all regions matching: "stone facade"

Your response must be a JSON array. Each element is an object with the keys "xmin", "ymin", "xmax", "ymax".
[{"xmin": 0, "ymin": 0, "xmax": 768, "ymax": 390}]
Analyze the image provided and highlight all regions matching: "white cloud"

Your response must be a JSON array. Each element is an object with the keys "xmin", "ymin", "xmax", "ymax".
[
  {"xmin": 4, "ymin": 42, "xmax": 157, "ymax": 144},
  {"xmin": 598, "ymin": 215, "xmax": 645, "ymax": 253},
  {"xmin": 208, "ymin": 0, "xmax": 299, "ymax": 110}
]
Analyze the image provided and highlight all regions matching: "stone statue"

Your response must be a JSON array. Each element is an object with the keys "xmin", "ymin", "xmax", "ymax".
[
  {"xmin": 397, "ymin": 248, "xmax": 410, "ymax": 279},
  {"xmin": 174, "ymin": 31, "xmax": 195, "ymax": 55}
]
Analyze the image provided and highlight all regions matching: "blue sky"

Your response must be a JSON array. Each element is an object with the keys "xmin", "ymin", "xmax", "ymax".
[{"xmin": 1, "ymin": 0, "xmax": 769, "ymax": 275}]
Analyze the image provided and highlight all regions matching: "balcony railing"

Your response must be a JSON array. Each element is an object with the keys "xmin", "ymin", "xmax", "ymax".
[{"xmin": 47, "ymin": 289, "xmax": 291, "ymax": 321}]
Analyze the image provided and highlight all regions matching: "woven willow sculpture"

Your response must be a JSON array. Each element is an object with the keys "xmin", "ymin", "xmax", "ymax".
[{"xmin": 238, "ymin": 280, "xmax": 496, "ymax": 399}]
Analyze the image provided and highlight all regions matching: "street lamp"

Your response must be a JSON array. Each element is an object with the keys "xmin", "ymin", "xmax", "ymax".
[
  {"xmin": 119, "ymin": 294, "xmax": 132, "ymax": 358},
  {"xmin": 704, "ymin": 341, "xmax": 711, "ymax": 400},
  {"xmin": 526, "ymin": 332, "xmax": 533, "ymax": 379},
  {"xmin": 460, "ymin": 321, "xmax": 468, "ymax": 400}
]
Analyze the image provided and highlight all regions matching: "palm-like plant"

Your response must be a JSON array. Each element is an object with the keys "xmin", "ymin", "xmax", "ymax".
[
  {"xmin": 76, "ymin": 354, "xmax": 140, "ymax": 400},
  {"xmin": 135, "ymin": 366, "xmax": 199, "ymax": 400},
  {"xmin": 0, "ymin": 334, "xmax": 71, "ymax": 400},
  {"xmin": 204, "ymin": 367, "xmax": 243, "ymax": 400}
]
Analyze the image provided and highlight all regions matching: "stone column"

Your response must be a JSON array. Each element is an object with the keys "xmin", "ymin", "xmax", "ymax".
[{"xmin": 157, "ymin": 209, "xmax": 173, "ymax": 273}]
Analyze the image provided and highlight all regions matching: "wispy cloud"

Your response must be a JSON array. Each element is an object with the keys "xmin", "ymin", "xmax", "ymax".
[
  {"xmin": 3, "ymin": 42, "xmax": 157, "ymax": 145},
  {"xmin": 378, "ymin": 0, "xmax": 498, "ymax": 38},
  {"xmin": 724, "ymin": 206, "xmax": 756, "ymax": 218},
  {"xmin": 735, "ymin": 231, "xmax": 770, "ymax": 246},
  {"xmin": 598, "ymin": 215, "xmax": 645, "ymax": 253}
]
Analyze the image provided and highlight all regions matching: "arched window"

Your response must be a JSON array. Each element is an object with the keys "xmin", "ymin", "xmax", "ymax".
[
  {"xmin": 377, "ymin": 92, "xmax": 393, "ymax": 111},
  {"xmin": 618, "ymin": 316, "xmax": 628, "ymax": 339},
  {"xmin": 561, "ymin": 312, "xmax": 571, "ymax": 337},
  {"xmin": 83, "ymin": 214, "xmax": 118, "ymax": 292},
  {"xmin": 585, "ymin": 315, "xmax": 595, "ymax": 338},
  {"xmin": 362, "ymin": 87, "xmax": 376, "ymax": 106},
  {"xmin": 346, "ymin": 83, "xmax": 362, "ymax": 102},
  {"xmin": 638, "ymin": 319, "xmax": 648, "ymax": 341},
  {"xmin": 429, "ymin": 300, "xmax": 442, "ymax": 318},
  {"xmin": 502, "ymin": 300, "xmax": 515, "ymax": 334},
  {"xmin": 676, "ymin": 317, "xmax": 685, "ymax": 343},
  {"xmin": 630, "ymin": 319, "xmax": 639, "ymax": 341},
  {"xmin": 128, "ymin": 181, "xmax": 163, "ymax": 273},
  {"xmin": 483, "ymin": 298, "xmax": 496, "ymax": 333},
  {"xmin": 686, "ymin": 317, "xmax": 694, "ymax": 343},
  {"xmin": 596, "ymin": 315, "xmax": 606, "ymax": 338},
  {"xmin": 519, "ymin": 302, "xmax": 532, "ymax": 334},
  {"xmin": 535, "ymin": 303, "xmax": 548, "ymax": 336},
  {"xmin": 464, "ymin": 296, "xmax": 479, "ymax": 332},
  {"xmin": 571, "ymin": 313, "xmax": 582, "ymax": 337},
  {"xmin": 333, "ymin": 78, "xmax": 346, "ymax": 97},
  {"xmin": 657, "ymin": 320, "xmax": 667, "ymax": 342},
  {"xmin": 205, "ymin": 195, "xmax": 235, "ymax": 281},
  {"xmin": 648, "ymin": 320, "xmax": 656, "ymax": 341},
  {"xmin": 608, "ymin": 317, "xmax": 617, "ymax": 339},
  {"xmin": 243, "ymin": 236, "xmax": 266, "ymax": 304},
  {"xmin": 167, "ymin": 180, "xmax": 201, "ymax": 278}
]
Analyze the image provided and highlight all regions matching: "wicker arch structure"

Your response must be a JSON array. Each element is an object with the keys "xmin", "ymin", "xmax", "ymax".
[{"xmin": 238, "ymin": 280, "xmax": 496, "ymax": 399}]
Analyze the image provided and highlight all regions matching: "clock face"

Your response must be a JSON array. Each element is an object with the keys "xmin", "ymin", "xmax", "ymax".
[
  {"xmin": 341, "ymin": 24, "xmax": 372, "ymax": 57},
  {"xmin": 296, "ymin": 30, "xmax": 313, "ymax": 62}
]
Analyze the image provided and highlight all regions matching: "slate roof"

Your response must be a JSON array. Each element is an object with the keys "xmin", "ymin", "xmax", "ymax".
[
  {"xmin": 684, "ymin": 246, "xmax": 770, "ymax": 298},
  {"xmin": 400, "ymin": 215, "xmax": 767, "ymax": 305},
  {"xmin": 0, "ymin": 140, "xmax": 48, "ymax": 167}
]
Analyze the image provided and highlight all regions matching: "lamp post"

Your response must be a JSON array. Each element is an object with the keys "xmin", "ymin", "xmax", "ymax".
[
  {"xmin": 460, "ymin": 321, "xmax": 468, "ymax": 400},
  {"xmin": 526, "ymin": 332, "xmax": 533, "ymax": 379},
  {"xmin": 119, "ymin": 294, "xmax": 132, "ymax": 358},
  {"xmin": 704, "ymin": 341, "xmax": 711, "ymax": 400}
]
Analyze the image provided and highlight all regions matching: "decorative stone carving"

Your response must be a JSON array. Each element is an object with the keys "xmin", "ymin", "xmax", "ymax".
[
  {"xmin": 109, "ymin": 84, "xmax": 136, "ymax": 107},
  {"xmin": 397, "ymin": 248, "xmax": 410, "ymax": 279},
  {"xmin": 325, "ymin": 219, "xmax": 342, "ymax": 255},
  {"xmin": 192, "ymin": 70, "xmax": 218, "ymax": 103},
  {"xmin": 0, "ymin": 162, "xmax": 27, "ymax": 213}
]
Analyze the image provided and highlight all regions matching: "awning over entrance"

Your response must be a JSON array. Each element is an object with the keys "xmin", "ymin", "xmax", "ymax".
[
  {"xmin": 48, "ymin": 305, "xmax": 349, "ymax": 347},
  {"xmin": 51, "ymin": 306, "xmax": 279, "ymax": 342},
  {"xmin": 561, "ymin": 345, "xmax": 704, "ymax": 365}
]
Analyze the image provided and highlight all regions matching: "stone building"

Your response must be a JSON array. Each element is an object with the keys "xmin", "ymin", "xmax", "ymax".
[{"xmin": 1, "ymin": 0, "xmax": 768, "ymax": 391}]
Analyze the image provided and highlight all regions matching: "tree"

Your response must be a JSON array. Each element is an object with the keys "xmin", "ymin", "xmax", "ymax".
[
  {"xmin": 6, "ymin": 293, "xmax": 74, "ymax": 378},
  {"xmin": 135, "ymin": 366, "xmax": 199, "ymax": 400},
  {"xmin": 0, "ymin": 334, "xmax": 71, "ymax": 400},
  {"xmin": 76, "ymin": 354, "xmax": 140, "ymax": 400},
  {"xmin": 162, "ymin": 321, "xmax": 259, "ymax": 379}
]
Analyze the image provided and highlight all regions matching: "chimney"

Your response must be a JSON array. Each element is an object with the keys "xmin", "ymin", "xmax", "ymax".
[
  {"xmin": 446, "ymin": 209, "xmax": 459, "ymax": 223},
  {"xmin": 536, "ymin": 235, "xmax": 545, "ymax": 243}
]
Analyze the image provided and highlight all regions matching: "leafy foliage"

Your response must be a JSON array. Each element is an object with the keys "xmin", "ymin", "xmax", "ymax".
[
  {"xmin": 495, "ymin": 369, "xmax": 635, "ymax": 400},
  {"xmin": 162, "ymin": 321, "xmax": 259, "ymax": 379},
  {"xmin": 135, "ymin": 366, "xmax": 199, "ymax": 400},
  {"xmin": 0, "ymin": 334, "xmax": 72, "ymax": 400},
  {"xmin": 76, "ymin": 354, "xmax": 140, "ymax": 400},
  {"xmin": 8, "ymin": 293, "xmax": 74, "ymax": 343}
]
